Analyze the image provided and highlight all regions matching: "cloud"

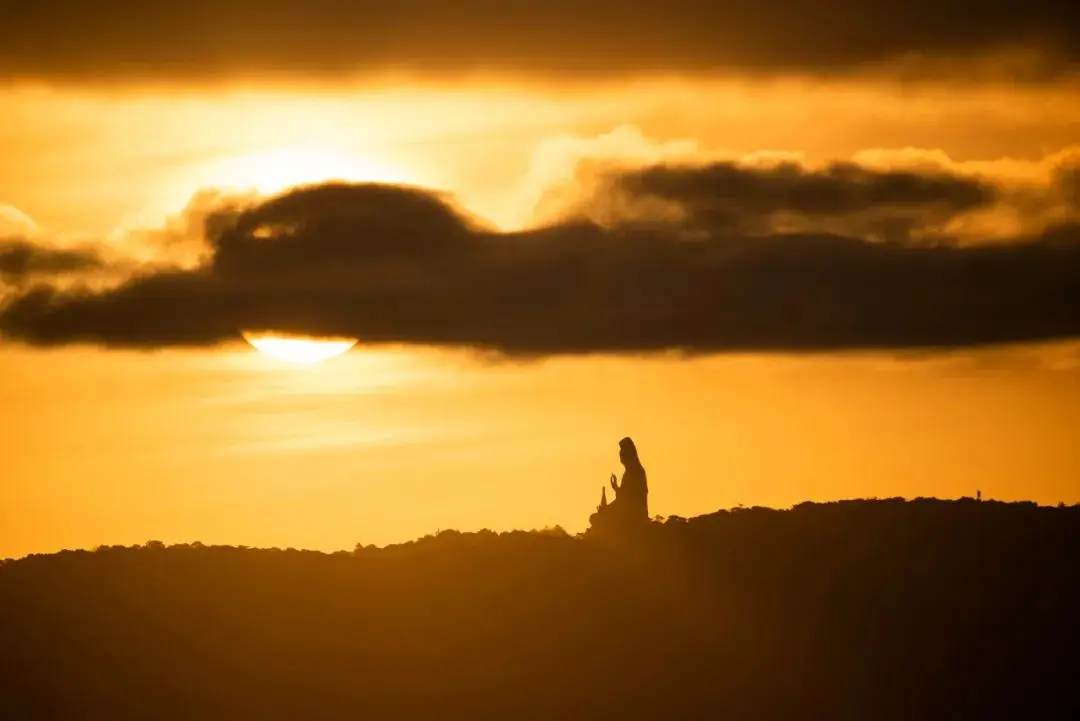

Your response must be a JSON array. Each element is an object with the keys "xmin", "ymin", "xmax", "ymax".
[
  {"xmin": 0, "ymin": 206, "xmax": 106, "ymax": 288},
  {"xmin": 0, "ymin": 205, "xmax": 38, "ymax": 237},
  {"xmin": 0, "ymin": 1, "xmax": 1078, "ymax": 84},
  {"xmin": 617, "ymin": 161, "xmax": 995, "ymax": 217},
  {"xmin": 1, "ymin": 154, "xmax": 1078, "ymax": 356},
  {"xmin": 580, "ymin": 159, "xmax": 998, "ymax": 243},
  {"xmin": 517, "ymin": 126, "xmax": 703, "ymax": 229},
  {"xmin": 546, "ymin": 137, "xmax": 1080, "ymax": 243},
  {"xmin": 0, "ymin": 238, "xmax": 106, "ymax": 286},
  {"xmin": 109, "ymin": 188, "xmax": 259, "ymax": 269},
  {"xmin": 1054, "ymin": 158, "xmax": 1080, "ymax": 208}
]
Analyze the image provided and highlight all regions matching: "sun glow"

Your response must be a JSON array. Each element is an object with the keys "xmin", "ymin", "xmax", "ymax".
[
  {"xmin": 242, "ymin": 332, "xmax": 358, "ymax": 364},
  {"xmin": 210, "ymin": 145, "xmax": 413, "ymax": 196}
]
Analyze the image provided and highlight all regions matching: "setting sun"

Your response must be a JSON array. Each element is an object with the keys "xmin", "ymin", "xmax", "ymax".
[{"xmin": 242, "ymin": 331, "xmax": 358, "ymax": 364}]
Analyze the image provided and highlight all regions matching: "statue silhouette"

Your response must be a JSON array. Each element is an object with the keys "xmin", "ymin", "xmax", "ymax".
[{"xmin": 590, "ymin": 437, "xmax": 649, "ymax": 532}]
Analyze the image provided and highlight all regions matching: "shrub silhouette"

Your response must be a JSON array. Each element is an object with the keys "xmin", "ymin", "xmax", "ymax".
[{"xmin": 1, "ymin": 498, "xmax": 1079, "ymax": 721}]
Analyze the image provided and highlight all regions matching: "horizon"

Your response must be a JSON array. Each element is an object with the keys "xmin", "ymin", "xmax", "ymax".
[
  {"xmin": 4, "ymin": 494, "xmax": 1072, "ymax": 564},
  {"xmin": 2, "ymin": 1, "xmax": 1080, "ymax": 561}
]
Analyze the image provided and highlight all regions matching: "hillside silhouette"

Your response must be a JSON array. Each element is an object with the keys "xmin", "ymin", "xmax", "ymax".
[{"xmin": 2, "ymin": 498, "xmax": 1079, "ymax": 721}]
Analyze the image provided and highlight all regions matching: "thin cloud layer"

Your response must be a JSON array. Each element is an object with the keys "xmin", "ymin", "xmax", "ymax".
[
  {"xmin": 1, "ymin": 156, "xmax": 1078, "ymax": 356},
  {"xmin": 1, "ymin": 1, "xmax": 1078, "ymax": 83}
]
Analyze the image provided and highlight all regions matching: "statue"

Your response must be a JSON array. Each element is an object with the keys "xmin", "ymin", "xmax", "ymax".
[{"xmin": 589, "ymin": 437, "xmax": 649, "ymax": 533}]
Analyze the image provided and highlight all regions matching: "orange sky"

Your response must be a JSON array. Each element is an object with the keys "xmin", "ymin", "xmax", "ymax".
[{"xmin": 2, "ymin": 74, "xmax": 1079, "ymax": 559}]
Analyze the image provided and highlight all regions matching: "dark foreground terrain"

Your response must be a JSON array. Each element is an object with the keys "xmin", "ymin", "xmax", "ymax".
[{"xmin": 2, "ymin": 498, "xmax": 1079, "ymax": 721}]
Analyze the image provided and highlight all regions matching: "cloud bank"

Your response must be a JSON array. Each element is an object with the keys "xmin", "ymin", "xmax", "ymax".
[
  {"xmin": 1, "ymin": 1, "xmax": 1078, "ymax": 83},
  {"xmin": 1, "ymin": 150, "xmax": 1078, "ymax": 356}
]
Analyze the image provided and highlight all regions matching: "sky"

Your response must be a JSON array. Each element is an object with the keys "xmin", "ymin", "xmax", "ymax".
[{"xmin": 2, "ymin": 1, "xmax": 1079, "ymax": 558}]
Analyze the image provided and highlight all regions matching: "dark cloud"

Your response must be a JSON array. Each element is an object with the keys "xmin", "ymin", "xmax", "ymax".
[
  {"xmin": 0, "ymin": 1, "xmax": 1078, "ymax": 83},
  {"xmin": 2, "ymin": 160, "xmax": 1078, "ymax": 356},
  {"xmin": 618, "ymin": 162, "xmax": 995, "ymax": 216},
  {"xmin": 598, "ymin": 160, "xmax": 997, "ymax": 242},
  {"xmin": 0, "ymin": 238, "xmax": 105, "ymax": 285}
]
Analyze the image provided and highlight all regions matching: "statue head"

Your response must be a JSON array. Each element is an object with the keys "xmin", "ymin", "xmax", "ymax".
[{"xmin": 618, "ymin": 436, "xmax": 639, "ymax": 466}]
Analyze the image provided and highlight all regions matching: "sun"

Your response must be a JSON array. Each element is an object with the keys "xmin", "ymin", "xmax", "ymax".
[{"xmin": 242, "ymin": 331, "xmax": 358, "ymax": 364}]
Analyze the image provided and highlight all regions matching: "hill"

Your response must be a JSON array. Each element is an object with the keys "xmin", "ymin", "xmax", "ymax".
[{"xmin": 2, "ymin": 498, "xmax": 1079, "ymax": 720}]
